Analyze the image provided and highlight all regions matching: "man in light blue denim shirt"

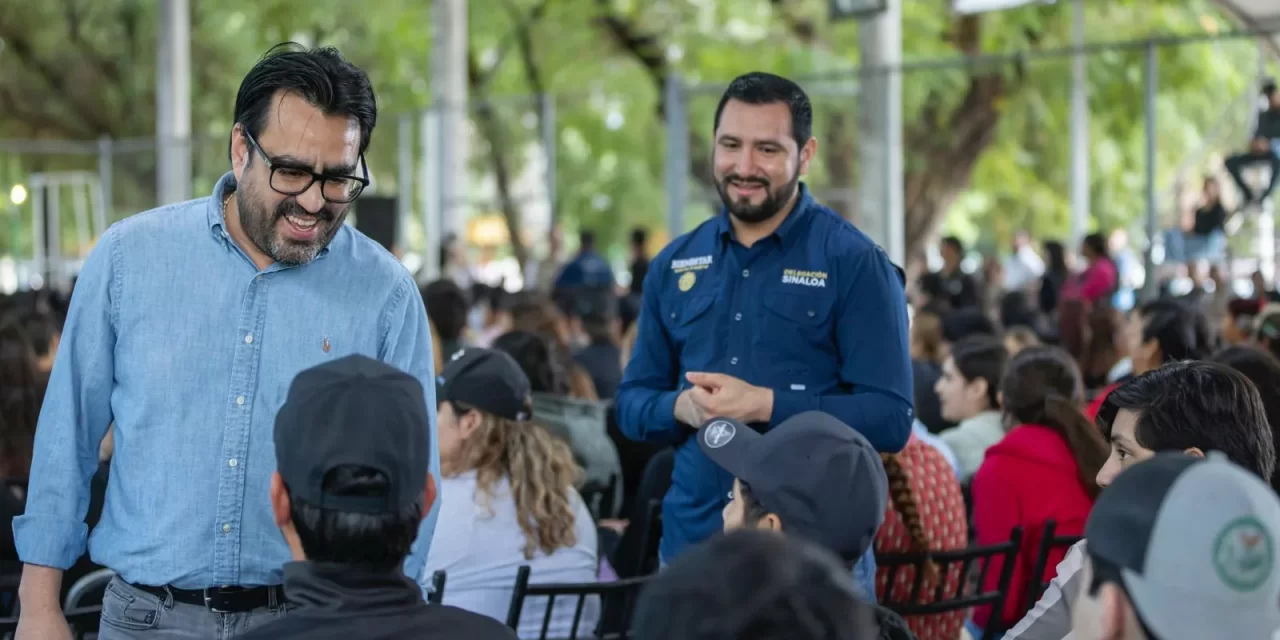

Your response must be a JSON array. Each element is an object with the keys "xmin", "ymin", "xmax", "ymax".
[{"xmin": 13, "ymin": 44, "xmax": 439, "ymax": 640}]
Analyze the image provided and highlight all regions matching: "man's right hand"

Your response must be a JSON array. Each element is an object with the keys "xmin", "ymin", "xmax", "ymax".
[
  {"xmin": 15, "ymin": 608, "xmax": 72, "ymax": 640},
  {"xmin": 16, "ymin": 564, "xmax": 70, "ymax": 640}
]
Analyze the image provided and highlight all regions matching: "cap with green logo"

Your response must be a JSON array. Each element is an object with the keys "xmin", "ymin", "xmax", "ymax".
[{"xmin": 1086, "ymin": 451, "xmax": 1280, "ymax": 640}]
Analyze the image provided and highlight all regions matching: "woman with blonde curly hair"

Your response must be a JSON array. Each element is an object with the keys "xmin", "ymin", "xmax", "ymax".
[{"xmin": 422, "ymin": 348, "xmax": 599, "ymax": 638}]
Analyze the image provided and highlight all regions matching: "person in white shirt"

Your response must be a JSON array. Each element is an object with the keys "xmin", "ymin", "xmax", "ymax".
[
  {"xmin": 1004, "ymin": 230, "xmax": 1046, "ymax": 293},
  {"xmin": 423, "ymin": 348, "xmax": 600, "ymax": 639}
]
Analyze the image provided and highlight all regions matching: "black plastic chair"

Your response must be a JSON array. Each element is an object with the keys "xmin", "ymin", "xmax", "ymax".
[
  {"xmin": 876, "ymin": 526, "xmax": 1024, "ymax": 640},
  {"xmin": 427, "ymin": 570, "xmax": 447, "ymax": 605},
  {"xmin": 505, "ymin": 565, "xmax": 651, "ymax": 640},
  {"xmin": 1026, "ymin": 519, "xmax": 1084, "ymax": 607}
]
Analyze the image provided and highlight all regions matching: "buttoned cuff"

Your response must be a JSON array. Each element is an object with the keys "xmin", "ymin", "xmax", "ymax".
[
  {"xmin": 770, "ymin": 390, "xmax": 818, "ymax": 428},
  {"xmin": 13, "ymin": 514, "xmax": 88, "ymax": 571}
]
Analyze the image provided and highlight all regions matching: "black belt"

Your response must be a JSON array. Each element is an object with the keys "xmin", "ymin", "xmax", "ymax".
[{"xmin": 129, "ymin": 583, "xmax": 286, "ymax": 613}]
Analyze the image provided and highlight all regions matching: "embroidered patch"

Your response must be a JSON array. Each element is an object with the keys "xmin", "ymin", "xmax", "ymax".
[
  {"xmin": 703, "ymin": 420, "xmax": 737, "ymax": 449},
  {"xmin": 678, "ymin": 271, "xmax": 696, "ymax": 292},
  {"xmin": 1213, "ymin": 516, "xmax": 1274, "ymax": 592},
  {"xmin": 672, "ymin": 255, "xmax": 713, "ymax": 273},
  {"xmin": 782, "ymin": 269, "xmax": 828, "ymax": 288}
]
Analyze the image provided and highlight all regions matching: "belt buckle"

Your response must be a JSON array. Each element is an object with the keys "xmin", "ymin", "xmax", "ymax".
[{"xmin": 202, "ymin": 587, "xmax": 231, "ymax": 613}]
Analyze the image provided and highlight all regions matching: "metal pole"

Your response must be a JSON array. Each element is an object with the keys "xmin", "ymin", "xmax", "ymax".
[
  {"xmin": 1142, "ymin": 41, "xmax": 1159, "ymax": 300},
  {"xmin": 432, "ymin": 0, "xmax": 468, "ymax": 236},
  {"xmin": 47, "ymin": 185, "xmax": 62, "ymax": 289},
  {"xmin": 540, "ymin": 93, "xmax": 557, "ymax": 222},
  {"xmin": 664, "ymin": 73, "xmax": 688, "ymax": 237},
  {"xmin": 421, "ymin": 108, "xmax": 442, "ymax": 282},
  {"xmin": 856, "ymin": 0, "xmax": 905, "ymax": 266},
  {"xmin": 156, "ymin": 0, "xmax": 191, "ymax": 206},
  {"xmin": 96, "ymin": 136, "xmax": 112, "ymax": 235},
  {"xmin": 31, "ymin": 181, "xmax": 44, "ymax": 288},
  {"xmin": 1069, "ymin": 0, "xmax": 1089, "ymax": 249},
  {"xmin": 397, "ymin": 114, "xmax": 414, "ymax": 257}
]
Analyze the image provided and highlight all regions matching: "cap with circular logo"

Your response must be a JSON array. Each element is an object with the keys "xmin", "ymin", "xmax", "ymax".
[
  {"xmin": 696, "ymin": 411, "xmax": 887, "ymax": 562},
  {"xmin": 1085, "ymin": 451, "xmax": 1280, "ymax": 640}
]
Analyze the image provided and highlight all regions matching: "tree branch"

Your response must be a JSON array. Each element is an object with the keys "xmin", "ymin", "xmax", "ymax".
[
  {"xmin": 0, "ymin": 20, "xmax": 116, "ymax": 135},
  {"xmin": 767, "ymin": 0, "xmax": 819, "ymax": 45},
  {"xmin": 63, "ymin": 0, "xmax": 124, "ymax": 87}
]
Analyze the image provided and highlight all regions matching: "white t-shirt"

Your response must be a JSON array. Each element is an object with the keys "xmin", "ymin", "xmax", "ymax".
[{"xmin": 423, "ymin": 470, "xmax": 600, "ymax": 639}]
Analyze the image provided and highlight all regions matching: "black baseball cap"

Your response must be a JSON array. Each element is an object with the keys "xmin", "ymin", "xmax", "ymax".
[
  {"xmin": 437, "ymin": 348, "xmax": 533, "ymax": 422},
  {"xmin": 698, "ymin": 411, "xmax": 888, "ymax": 560},
  {"xmin": 274, "ymin": 355, "xmax": 431, "ymax": 514}
]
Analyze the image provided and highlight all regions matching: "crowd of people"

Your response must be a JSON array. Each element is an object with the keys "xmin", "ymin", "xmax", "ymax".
[{"xmin": 2, "ymin": 42, "xmax": 1280, "ymax": 640}]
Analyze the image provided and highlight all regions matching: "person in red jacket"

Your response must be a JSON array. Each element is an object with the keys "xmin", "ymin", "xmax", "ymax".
[{"xmin": 969, "ymin": 346, "xmax": 1109, "ymax": 637}]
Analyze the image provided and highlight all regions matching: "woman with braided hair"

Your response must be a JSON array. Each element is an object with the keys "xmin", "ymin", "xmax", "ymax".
[{"xmin": 873, "ymin": 435, "xmax": 968, "ymax": 640}]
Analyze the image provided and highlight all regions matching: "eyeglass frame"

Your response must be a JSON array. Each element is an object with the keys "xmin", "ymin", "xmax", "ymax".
[{"xmin": 240, "ymin": 129, "xmax": 370, "ymax": 203}]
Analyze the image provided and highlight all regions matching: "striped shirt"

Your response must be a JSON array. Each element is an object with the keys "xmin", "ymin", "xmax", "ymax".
[{"xmin": 1005, "ymin": 540, "xmax": 1086, "ymax": 640}]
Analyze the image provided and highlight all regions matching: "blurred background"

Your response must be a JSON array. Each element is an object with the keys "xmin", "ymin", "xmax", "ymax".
[{"xmin": 0, "ymin": 0, "xmax": 1277, "ymax": 294}]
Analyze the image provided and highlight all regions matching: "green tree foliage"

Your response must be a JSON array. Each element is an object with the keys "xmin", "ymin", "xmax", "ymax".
[{"xmin": 0, "ymin": 0, "xmax": 1272, "ymax": 264}]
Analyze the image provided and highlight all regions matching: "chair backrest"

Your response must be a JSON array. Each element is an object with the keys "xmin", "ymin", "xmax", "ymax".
[
  {"xmin": 876, "ymin": 526, "xmax": 1024, "ymax": 640},
  {"xmin": 580, "ymin": 474, "xmax": 619, "ymax": 522},
  {"xmin": 505, "ymin": 565, "xmax": 651, "ymax": 640},
  {"xmin": 63, "ymin": 568, "xmax": 114, "ymax": 611},
  {"xmin": 1027, "ymin": 519, "xmax": 1084, "ymax": 607},
  {"xmin": 427, "ymin": 570, "xmax": 447, "ymax": 605}
]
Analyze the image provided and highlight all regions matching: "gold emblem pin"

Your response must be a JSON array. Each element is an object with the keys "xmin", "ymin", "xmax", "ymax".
[{"xmin": 678, "ymin": 271, "xmax": 696, "ymax": 292}]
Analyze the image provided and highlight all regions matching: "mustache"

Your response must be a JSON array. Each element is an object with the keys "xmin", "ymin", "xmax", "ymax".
[
  {"xmin": 724, "ymin": 175, "xmax": 769, "ymax": 188},
  {"xmin": 274, "ymin": 199, "xmax": 334, "ymax": 222}
]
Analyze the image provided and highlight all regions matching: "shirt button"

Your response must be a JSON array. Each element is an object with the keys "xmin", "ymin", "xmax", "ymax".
[
  {"xmin": 235, "ymin": 395, "xmax": 245, "ymax": 406},
  {"xmin": 222, "ymin": 524, "xmax": 232, "ymax": 533},
  {"xmin": 734, "ymin": 313, "xmax": 742, "ymax": 321},
  {"xmin": 670, "ymin": 312, "xmax": 676, "ymax": 320},
  {"xmin": 244, "ymin": 334, "xmax": 254, "ymax": 344},
  {"xmin": 742, "ymin": 269, "xmax": 750, "ymax": 278},
  {"xmin": 731, "ymin": 357, "xmax": 739, "ymax": 365},
  {"xmin": 228, "ymin": 459, "xmax": 238, "ymax": 468},
  {"xmin": 807, "ymin": 310, "xmax": 816, "ymax": 318}
]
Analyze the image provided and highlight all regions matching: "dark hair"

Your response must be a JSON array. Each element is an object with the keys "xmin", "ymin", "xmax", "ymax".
[
  {"xmin": 1256, "ymin": 308, "xmax": 1280, "ymax": 361},
  {"xmin": 713, "ymin": 72, "xmax": 813, "ymax": 148},
  {"xmin": 10, "ymin": 309, "xmax": 61, "ymax": 358},
  {"xmin": 949, "ymin": 335, "xmax": 1008, "ymax": 410},
  {"xmin": 470, "ymin": 283, "xmax": 508, "ymax": 315},
  {"xmin": 1096, "ymin": 361, "xmax": 1276, "ymax": 483},
  {"xmin": 231, "ymin": 43, "xmax": 377, "ymax": 162},
  {"xmin": 1044, "ymin": 240, "xmax": 1068, "ymax": 280},
  {"xmin": 1001, "ymin": 347, "xmax": 1109, "ymax": 498},
  {"xmin": 287, "ymin": 464, "xmax": 423, "ymax": 570},
  {"xmin": 493, "ymin": 330, "xmax": 565, "ymax": 395},
  {"xmin": 579, "ymin": 230, "xmax": 596, "ymax": 251},
  {"xmin": 632, "ymin": 530, "xmax": 876, "ymax": 640},
  {"xmin": 999, "ymin": 291, "xmax": 1039, "ymax": 331},
  {"xmin": 940, "ymin": 236, "xmax": 964, "ymax": 256},
  {"xmin": 736, "ymin": 480, "xmax": 775, "ymax": 529},
  {"xmin": 941, "ymin": 308, "xmax": 996, "ymax": 344},
  {"xmin": 630, "ymin": 227, "xmax": 647, "ymax": 248},
  {"xmin": 1210, "ymin": 345, "xmax": 1280, "ymax": 493},
  {"xmin": 1227, "ymin": 297, "xmax": 1264, "ymax": 322},
  {"xmin": 0, "ymin": 323, "xmax": 43, "ymax": 478},
  {"xmin": 1082, "ymin": 233, "xmax": 1109, "ymax": 262},
  {"xmin": 1136, "ymin": 299, "xmax": 1209, "ymax": 362},
  {"xmin": 422, "ymin": 280, "xmax": 469, "ymax": 344}
]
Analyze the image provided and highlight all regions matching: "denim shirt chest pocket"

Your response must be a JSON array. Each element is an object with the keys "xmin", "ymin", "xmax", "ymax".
[
  {"xmin": 258, "ymin": 305, "xmax": 383, "ymax": 407},
  {"xmin": 759, "ymin": 291, "xmax": 837, "ymax": 376}
]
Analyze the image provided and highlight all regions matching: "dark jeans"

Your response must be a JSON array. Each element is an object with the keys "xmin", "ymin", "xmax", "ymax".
[
  {"xmin": 1225, "ymin": 146, "xmax": 1280, "ymax": 203},
  {"xmin": 97, "ymin": 577, "xmax": 290, "ymax": 640}
]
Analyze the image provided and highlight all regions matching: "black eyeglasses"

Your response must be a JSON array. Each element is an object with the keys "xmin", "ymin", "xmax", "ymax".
[{"xmin": 242, "ymin": 130, "xmax": 370, "ymax": 204}]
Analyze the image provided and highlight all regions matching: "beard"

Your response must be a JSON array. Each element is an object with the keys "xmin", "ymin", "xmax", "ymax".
[
  {"xmin": 235, "ymin": 180, "xmax": 345, "ymax": 266},
  {"xmin": 715, "ymin": 170, "xmax": 801, "ymax": 224}
]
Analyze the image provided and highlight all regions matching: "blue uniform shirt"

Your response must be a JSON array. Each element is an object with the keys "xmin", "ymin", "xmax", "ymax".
[
  {"xmin": 616, "ymin": 185, "xmax": 913, "ymax": 561},
  {"xmin": 554, "ymin": 250, "xmax": 616, "ymax": 290}
]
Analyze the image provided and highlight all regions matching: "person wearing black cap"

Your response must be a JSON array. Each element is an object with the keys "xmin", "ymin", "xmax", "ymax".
[
  {"xmin": 422, "ymin": 348, "xmax": 600, "ymax": 637},
  {"xmin": 239, "ymin": 355, "xmax": 515, "ymax": 640},
  {"xmin": 698, "ymin": 411, "xmax": 887, "ymax": 587}
]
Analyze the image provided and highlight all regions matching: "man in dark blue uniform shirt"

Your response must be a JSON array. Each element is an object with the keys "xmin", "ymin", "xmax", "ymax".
[
  {"xmin": 616, "ymin": 72, "xmax": 913, "ymax": 593},
  {"xmin": 554, "ymin": 230, "xmax": 616, "ymax": 291}
]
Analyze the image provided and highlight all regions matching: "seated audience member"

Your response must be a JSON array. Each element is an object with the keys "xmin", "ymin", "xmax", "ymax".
[
  {"xmin": 469, "ymin": 283, "xmax": 511, "ymax": 349},
  {"xmin": 935, "ymin": 335, "xmax": 1008, "ymax": 482},
  {"xmin": 241, "ymin": 355, "xmax": 516, "ymax": 640},
  {"xmin": 940, "ymin": 308, "xmax": 996, "ymax": 350},
  {"xmin": 422, "ymin": 348, "xmax": 600, "ymax": 638},
  {"xmin": 423, "ymin": 279, "xmax": 470, "ymax": 359},
  {"xmin": 494, "ymin": 330, "xmax": 622, "ymax": 513},
  {"xmin": 875, "ymin": 436, "xmax": 968, "ymax": 640},
  {"xmin": 1222, "ymin": 298, "xmax": 1264, "ymax": 346},
  {"xmin": 1125, "ymin": 300, "xmax": 1209, "ymax": 376},
  {"xmin": 1006, "ymin": 360, "xmax": 1277, "ymax": 640},
  {"xmin": 633, "ymin": 530, "xmax": 884, "ymax": 640},
  {"xmin": 911, "ymin": 312, "xmax": 952, "ymax": 434},
  {"xmin": 508, "ymin": 292, "xmax": 599, "ymax": 401},
  {"xmin": 1211, "ymin": 345, "xmax": 1280, "ymax": 494},
  {"xmin": 971, "ymin": 346, "xmax": 1109, "ymax": 636},
  {"xmin": 1254, "ymin": 304, "xmax": 1280, "ymax": 361},
  {"xmin": 8, "ymin": 308, "xmax": 61, "ymax": 374},
  {"xmin": 696, "ymin": 411, "xmax": 887, "ymax": 602},
  {"xmin": 1072, "ymin": 452, "xmax": 1280, "ymax": 640},
  {"xmin": 565, "ymin": 290, "xmax": 623, "ymax": 400}
]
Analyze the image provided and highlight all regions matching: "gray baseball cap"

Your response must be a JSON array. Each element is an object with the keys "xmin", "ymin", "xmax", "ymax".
[
  {"xmin": 697, "ymin": 411, "xmax": 887, "ymax": 561},
  {"xmin": 1086, "ymin": 451, "xmax": 1280, "ymax": 640}
]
